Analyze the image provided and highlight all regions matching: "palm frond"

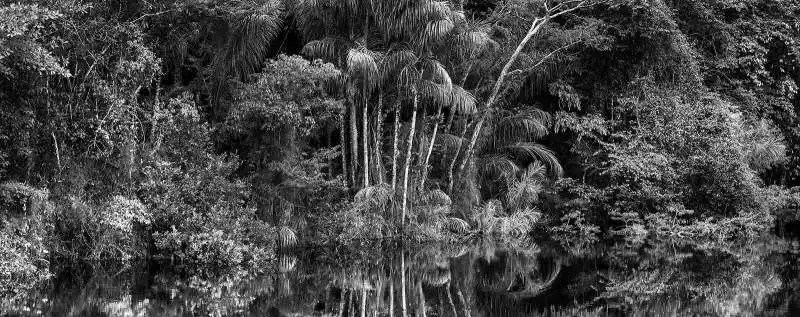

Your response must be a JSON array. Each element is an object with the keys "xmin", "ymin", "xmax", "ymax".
[
  {"xmin": 506, "ymin": 164, "xmax": 545, "ymax": 211},
  {"xmin": 303, "ymin": 37, "xmax": 350, "ymax": 64},
  {"xmin": 381, "ymin": 49, "xmax": 418, "ymax": 81},
  {"xmin": 450, "ymin": 85, "xmax": 477, "ymax": 114},
  {"xmin": 347, "ymin": 47, "xmax": 380, "ymax": 90},
  {"xmin": 478, "ymin": 154, "xmax": 520, "ymax": 184},
  {"xmin": 747, "ymin": 137, "xmax": 786, "ymax": 172},
  {"xmin": 417, "ymin": 79, "xmax": 452, "ymax": 106},
  {"xmin": 455, "ymin": 26, "xmax": 498, "ymax": 57},
  {"xmin": 424, "ymin": 18, "xmax": 455, "ymax": 43},
  {"xmin": 433, "ymin": 133, "xmax": 464, "ymax": 155},
  {"xmin": 213, "ymin": 0, "xmax": 284, "ymax": 80},
  {"xmin": 503, "ymin": 142, "xmax": 563, "ymax": 178},
  {"xmin": 423, "ymin": 59, "xmax": 453, "ymax": 89}
]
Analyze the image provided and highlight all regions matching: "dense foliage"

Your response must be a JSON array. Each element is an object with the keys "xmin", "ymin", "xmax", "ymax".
[{"xmin": 1, "ymin": 0, "xmax": 800, "ymax": 299}]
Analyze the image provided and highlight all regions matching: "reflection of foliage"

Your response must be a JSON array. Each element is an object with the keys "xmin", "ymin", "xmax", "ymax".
[{"xmin": 603, "ymin": 238, "xmax": 787, "ymax": 316}]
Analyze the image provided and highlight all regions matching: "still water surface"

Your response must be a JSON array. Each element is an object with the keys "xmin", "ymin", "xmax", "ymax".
[{"xmin": 3, "ymin": 237, "xmax": 799, "ymax": 316}]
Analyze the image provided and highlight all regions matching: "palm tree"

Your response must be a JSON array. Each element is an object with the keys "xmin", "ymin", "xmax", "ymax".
[
  {"xmin": 299, "ymin": 0, "xmax": 483, "ymax": 225},
  {"xmin": 476, "ymin": 109, "xmax": 562, "ymax": 196},
  {"xmin": 210, "ymin": 0, "xmax": 286, "ymax": 118}
]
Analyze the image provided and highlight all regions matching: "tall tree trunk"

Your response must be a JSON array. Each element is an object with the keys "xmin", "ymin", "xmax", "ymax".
[
  {"xmin": 341, "ymin": 113, "xmax": 350, "ymax": 189},
  {"xmin": 363, "ymin": 87, "xmax": 370, "ymax": 187},
  {"xmin": 401, "ymin": 88, "xmax": 419, "ymax": 227},
  {"xmin": 374, "ymin": 94, "xmax": 385, "ymax": 184},
  {"xmin": 391, "ymin": 106, "xmax": 400, "ymax": 191},
  {"xmin": 350, "ymin": 99, "xmax": 360, "ymax": 188},
  {"xmin": 420, "ymin": 101, "xmax": 444, "ymax": 190},
  {"xmin": 457, "ymin": 17, "xmax": 549, "ymax": 179}
]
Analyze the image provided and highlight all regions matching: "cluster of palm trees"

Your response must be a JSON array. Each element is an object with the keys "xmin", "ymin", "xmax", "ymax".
[{"xmin": 211, "ymin": 0, "xmax": 606, "ymax": 225}]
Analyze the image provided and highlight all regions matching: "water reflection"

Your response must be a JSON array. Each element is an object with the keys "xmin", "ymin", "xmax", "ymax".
[{"xmin": 2, "ymin": 238, "xmax": 799, "ymax": 316}]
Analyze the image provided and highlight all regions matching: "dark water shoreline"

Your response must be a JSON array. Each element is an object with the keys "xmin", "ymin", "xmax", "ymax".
[{"xmin": 3, "ymin": 233, "xmax": 799, "ymax": 317}]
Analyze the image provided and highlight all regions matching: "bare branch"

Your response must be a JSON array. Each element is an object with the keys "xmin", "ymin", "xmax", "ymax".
[{"xmin": 507, "ymin": 40, "xmax": 581, "ymax": 78}]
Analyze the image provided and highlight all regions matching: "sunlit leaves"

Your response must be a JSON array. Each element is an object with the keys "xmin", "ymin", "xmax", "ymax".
[{"xmin": 0, "ymin": 4, "xmax": 70, "ymax": 78}]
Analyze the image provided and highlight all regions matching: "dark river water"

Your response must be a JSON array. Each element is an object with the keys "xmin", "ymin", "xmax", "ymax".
[{"xmin": 2, "ymin": 236, "xmax": 799, "ymax": 316}]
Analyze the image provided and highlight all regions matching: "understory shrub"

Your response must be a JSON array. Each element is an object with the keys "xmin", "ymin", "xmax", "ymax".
[
  {"xmin": 0, "ymin": 183, "xmax": 52, "ymax": 297},
  {"xmin": 140, "ymin": 96, "xmax": 276, "ymax": 269}
]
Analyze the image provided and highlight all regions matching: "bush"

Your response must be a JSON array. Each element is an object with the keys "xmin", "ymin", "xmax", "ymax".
[
  {"xmin": 140, "ymin": 96, "xmax": 276, "ymax": 270},
  {"xmin": 91, "ymin": 196, "xmax": 151, "ymax": 260},
  {"xmin": 0, "ymin": 183, "xmax": 52, "ymax": 298}
]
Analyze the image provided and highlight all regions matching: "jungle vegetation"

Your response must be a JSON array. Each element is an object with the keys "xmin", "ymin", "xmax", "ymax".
[{"xmin": 2, "ymin": 0, "xmax": 800, "ymax": 298}]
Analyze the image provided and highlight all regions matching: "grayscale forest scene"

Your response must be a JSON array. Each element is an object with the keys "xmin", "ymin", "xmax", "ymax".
[{"xmin": 1, "ymin": 0, "xmax": 800, "ymax": 316}]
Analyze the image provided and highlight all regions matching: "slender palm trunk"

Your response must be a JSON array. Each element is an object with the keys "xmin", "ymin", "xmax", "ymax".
[
  {"xmin": 374, "ymin": 94, "xmax": 385, "ymax": 184},
  {"xmin": 350, "ymin": 100, "xmax": 360, "ymax": 188},
  {"xmin": 391, "ymin": 107, "xmax": 400, "ymax": 221},
  {"xmin": 363, "ymin": 88, "xmax": 370, "ymax": 187},
  {"xmin": 340, "ymin": 112, "xmax": 350, "ymax": 189},
  {"xmin": 420, "ymin": 102, "xmax": 444, "ymax": 190},
  {"xmin": 401, "ymin": 88, "xmax": 419, "ymax": 227},
  {"xmin": 391, "ymin": 107, "xmax": 400, "ymax": 191}
]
